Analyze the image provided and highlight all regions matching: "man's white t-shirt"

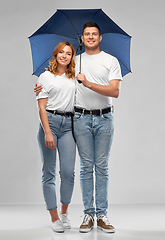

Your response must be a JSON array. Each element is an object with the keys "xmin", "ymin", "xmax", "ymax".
[
  {"xmin": 36, "ymin": 71, "xmax": 76, "ymax": 112},
  {"xmin": 75, "ymin": 51, "xmax": 122, "ymax": 110}
]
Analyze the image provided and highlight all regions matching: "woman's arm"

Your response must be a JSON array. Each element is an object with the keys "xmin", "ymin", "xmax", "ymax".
[{"xmin": 38, "ymin": 98, "xmax": 55, "ymax": 150}]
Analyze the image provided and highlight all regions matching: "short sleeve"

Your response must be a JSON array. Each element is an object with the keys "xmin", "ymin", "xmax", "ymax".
[
  {"xmin": 109, "ymin": 57, "xmax": 122, "ymax": 81},
  {"xmin": 36, "ymin": 72, "xmax": 49, "ymax": 100}
]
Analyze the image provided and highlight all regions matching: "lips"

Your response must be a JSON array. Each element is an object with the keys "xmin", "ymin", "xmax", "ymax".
[{"xmin": 60, "ymin": 59, "xmax": 68, "ymax": 62}]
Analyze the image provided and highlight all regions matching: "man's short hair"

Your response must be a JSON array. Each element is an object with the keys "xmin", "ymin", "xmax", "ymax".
[{"xmin": 82, "ymin": 22, "xmax": 101, "ymax": 35}]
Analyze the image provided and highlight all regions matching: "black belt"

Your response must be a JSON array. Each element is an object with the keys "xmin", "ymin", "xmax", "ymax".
[
  {"xmin": 46, "ymin": 110, "xmax": 74, "ymax": 117},
  {"xmin": 74, "ymin": 107, "xmax": 113, "ymax": 115}
]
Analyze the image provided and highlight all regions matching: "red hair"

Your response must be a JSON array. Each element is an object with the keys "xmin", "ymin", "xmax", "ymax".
[{"xmin": 46, "ymin": 42, "xmax": 76, "ymax": 79}]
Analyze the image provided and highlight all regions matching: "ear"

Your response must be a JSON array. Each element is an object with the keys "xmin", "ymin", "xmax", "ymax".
[
  {"xmin": 99, "ymin": 35, "xmax": 102, "ymax": 43},
  {"xmin": 81, "ymin": 35, "xmax": 84, "ymax": 43}
]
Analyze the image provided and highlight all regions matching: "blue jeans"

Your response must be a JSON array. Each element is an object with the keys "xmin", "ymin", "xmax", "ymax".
[
  {"xmin": 74, "ymin": 110, "xmax": 114, "ymax": 217},
  {"xmin": 37, "ymin": 112, "xmax": 76, "ymax": 210}
]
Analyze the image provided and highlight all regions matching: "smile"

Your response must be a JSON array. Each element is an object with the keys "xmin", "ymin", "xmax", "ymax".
[
  {"xmin": 60, "ymin": 59, "xmax": 67, "ymax": 62},
  {"xmin": 88, "ymin": 41, "xmax": 95, "ymax": 44}
]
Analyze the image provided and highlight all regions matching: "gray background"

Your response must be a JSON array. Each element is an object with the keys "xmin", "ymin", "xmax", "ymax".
[{"xmin": 0, "ymin": 0, "xmax": 165, "ymax": 205}]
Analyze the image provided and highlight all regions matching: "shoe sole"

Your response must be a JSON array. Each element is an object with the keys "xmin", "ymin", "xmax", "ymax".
[
  {"xmin": 52, "ymin": 229, "xmax": 65, "ymax": 233},
  {"xmin": 79, "ymin": 226, "xmax": 94, "ymax": 233},
  {"xmin": 97, "ymin": 226, "xmax": 115, "ymax": 233},
  {"xmin": 63, "ymin": 225, "xmax": 71, "ymax": 229}
]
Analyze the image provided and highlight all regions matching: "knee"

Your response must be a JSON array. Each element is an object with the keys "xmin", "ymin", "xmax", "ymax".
[
  {"xmin": 95, "ymin": 165, "xmax": 108, "ymax": 177},
  {"xmin": 59, "ymin": 169, "xmax": 75, "ymax": 182}
]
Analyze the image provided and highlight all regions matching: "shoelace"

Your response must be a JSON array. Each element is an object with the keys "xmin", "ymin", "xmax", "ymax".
[
  {"xmin": 98, "ymin": 215, "xmax": 111, "ymax": 225},
  {"xmin": 61, "ymin": 214, "xmax": 70, "ymax": 223},
  {"xmin": 82, "ymin": 214, "xmax": 93, "ymax": 225}
]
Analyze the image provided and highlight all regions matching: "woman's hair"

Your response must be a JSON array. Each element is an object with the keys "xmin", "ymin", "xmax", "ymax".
[{"xmin": 46, "ymin": 41, "xmax": 76, "ymax": 79}]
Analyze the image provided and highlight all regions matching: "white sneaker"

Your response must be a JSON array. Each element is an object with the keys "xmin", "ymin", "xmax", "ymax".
[
  {"xmin": 52, "ymin": 219, "xmax": 64, "ymax": 233},
  {"xmin": 61, "ymin": 213, "xmax": 71, "ymax": 229}
]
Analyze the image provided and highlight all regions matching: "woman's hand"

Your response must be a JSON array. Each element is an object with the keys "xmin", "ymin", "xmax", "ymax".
[{"xmin": 45, "ymin": 132, "xmax": 55, "ymax": 150}]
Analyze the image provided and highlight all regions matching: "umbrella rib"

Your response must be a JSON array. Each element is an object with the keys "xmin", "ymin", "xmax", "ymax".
[
  {"xmin": 59, "ymin": 10, "xmax": 81, "ymax": 44},
  {"xmin": 89, "ymin": 9, "xmax": 102, "ymax": 22}
]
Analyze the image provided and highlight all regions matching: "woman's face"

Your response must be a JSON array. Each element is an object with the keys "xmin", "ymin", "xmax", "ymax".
[{"xmin": 56, "ymin": 45, "xmax": 72, "ymax": 67}]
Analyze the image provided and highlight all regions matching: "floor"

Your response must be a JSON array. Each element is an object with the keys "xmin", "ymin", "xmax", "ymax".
[{"xmin": 0, "ymin": 204, "xmax": 165, "ymax": 240}]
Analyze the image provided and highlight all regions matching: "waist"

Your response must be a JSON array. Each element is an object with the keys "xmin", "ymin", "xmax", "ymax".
[
  {"xmin": 74, "ymin": 107, "xmax": 113, "ymax": 116},
  {"xmin": 46, "ymin": 110, "xmax": 74, "ymax": 117}
]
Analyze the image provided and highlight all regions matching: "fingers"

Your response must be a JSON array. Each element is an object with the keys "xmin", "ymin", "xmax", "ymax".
[
  {"xmin": 34, "ymin": 84, "xmax": 42, "ymax": 96},
  {"xmin": 76, "ymin": 74, "xmax": 84, "ymax": 82},
  {"xmin": 34, "ymin": 83, "xmax": 37, "ymax": 93},
  {"xmin": 46, "ymin": 141, "xmax": 55, "ymax": 150},
  {"xmin": 45, "ymin": 140, "xmax": 55, "ymax": 150}
]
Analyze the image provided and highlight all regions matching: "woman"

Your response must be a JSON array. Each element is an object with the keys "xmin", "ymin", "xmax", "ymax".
[{"xmin": 36, "ymin": 42, "xmax": 76, "ymax": 233}]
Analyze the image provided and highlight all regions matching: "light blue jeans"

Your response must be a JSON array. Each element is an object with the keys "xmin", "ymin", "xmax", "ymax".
[
  {"xmin": 37, "ymin": 112, "xmax": 76, "ymax": 210},
  {"xmin": 74, "ymin": 110, "xmax": 114, "ymax": 217}
]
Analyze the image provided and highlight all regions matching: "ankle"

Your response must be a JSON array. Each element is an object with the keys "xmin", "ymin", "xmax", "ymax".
[
  {"xmin": 61, "ymin": 204, "xmax": 69, "ymax": 215},
  {"xmin": 51, "ymin": 216, "xmax": 60, "ymax": 223}
]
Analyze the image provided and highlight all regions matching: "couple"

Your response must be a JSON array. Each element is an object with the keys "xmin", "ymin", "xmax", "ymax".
[{"xmin": 35, "ymin": 22, "xmax": 122, "ymax": 233}]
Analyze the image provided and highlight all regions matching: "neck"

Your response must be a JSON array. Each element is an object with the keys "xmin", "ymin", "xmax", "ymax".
[
  {"xmin": 56, "ymin": 65, "xmax": 67, "ymax": 76},
  {"xmin": 85, "ymin": 47, "xmax": 101, "ymax": 55}
]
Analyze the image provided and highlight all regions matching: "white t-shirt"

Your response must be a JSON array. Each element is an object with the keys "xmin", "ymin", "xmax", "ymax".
[
  {"xmin": 75, "ymin": 51, "xmax": 122, "ymax": 110},
  {"xmin": 36, "ymin": 71, "xmax": 76, "ymax": 112}
]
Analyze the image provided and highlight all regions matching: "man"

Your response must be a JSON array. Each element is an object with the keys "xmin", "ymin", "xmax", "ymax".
[
  {"xmin": 74, "ymin": 22, "xmax": 122, "ymax": 233},
  {"xmin": 35, "ymin": 22, "xmax": 122, "ymax": 233}
]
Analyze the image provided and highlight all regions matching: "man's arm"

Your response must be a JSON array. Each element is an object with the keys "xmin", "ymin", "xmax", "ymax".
[
  {"xmin": 34, "ymin": 83, "xmax": 43, "ymax": 96},
  {"xmin": 76, "ymin": 74, "xmax": 121, "ymax": 98}
]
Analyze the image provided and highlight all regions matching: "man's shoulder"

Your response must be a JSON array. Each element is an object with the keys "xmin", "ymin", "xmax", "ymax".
[{"xmin": 101, "ymin": 51, "xmax": 116, "ymax": 60}]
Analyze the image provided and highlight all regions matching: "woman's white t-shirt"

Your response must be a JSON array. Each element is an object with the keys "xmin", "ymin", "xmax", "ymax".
[{"xmin": 36, "ymin": 71, "xmax": 76, "ymax": 112}]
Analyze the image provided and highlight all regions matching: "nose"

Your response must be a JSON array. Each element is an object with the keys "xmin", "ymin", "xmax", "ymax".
[
  {"xmin": 89, "ymin": 34, "xmax": 93, "ymax": 38},
  {"xmin": 62, "ymin": 52, "xmax": 67, "ymax": 58}
]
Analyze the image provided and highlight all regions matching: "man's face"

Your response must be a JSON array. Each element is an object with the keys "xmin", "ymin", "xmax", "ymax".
[{"xmin": 81, "ymin": 27, "xmax": 102, "ymax": 51}]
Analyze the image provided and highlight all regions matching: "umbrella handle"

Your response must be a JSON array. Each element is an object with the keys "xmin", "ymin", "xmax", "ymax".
[{"xmin": 78, "ymin": 39, "xmax": 82, "ymax": 84}]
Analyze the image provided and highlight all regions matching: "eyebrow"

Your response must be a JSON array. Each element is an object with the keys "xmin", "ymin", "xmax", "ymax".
[
  {"xmin": 84, "ymin": 31, "xmax": 98, "ymax": 34},
  {"xmin": 61, "ymin": 50, "xmax": 72, "ymax": 53}
]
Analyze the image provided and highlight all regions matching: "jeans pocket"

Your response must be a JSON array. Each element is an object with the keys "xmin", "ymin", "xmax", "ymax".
[
  {"xmin": 73, "ymin": 112, "xmax": 83, "ymax": 121},
  {"xmin": 101, "ymin": 112, "xmax": 113, "ymax": 120},
  {"xmin": 46, "ymin": 111, "xmax": 53, "ymax": 119}
]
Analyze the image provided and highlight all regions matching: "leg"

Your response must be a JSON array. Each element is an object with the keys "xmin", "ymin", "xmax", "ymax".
[
  {"xmin": 57, "ymin": 117, "xmax": 76, "ymax": 206},
  {"xmin": 94, "ymin": 112, "xmax": 114, "ymax": 217},
  {"xmin": 74, "ymin": 113, "xmax": 95, "ymax": 216},
  {"xmin": 49, "ymin": 209, "xmax": 59, "ymax": 222},
  {"xmin": 37, "ymin": 123, "xmax": 58, "ymax": 212},
  {"xmin": 61, "ymin": 204, "xmax": 69, "ymax": 214}
]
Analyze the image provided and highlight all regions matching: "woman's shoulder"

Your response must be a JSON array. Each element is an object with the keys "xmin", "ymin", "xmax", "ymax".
[
  {"xmin": 39, "ymin": 70, "xmax": 53, "ymax": 77},
  {"xmin": 38, "ymin": 71, "xmax": 54, "ymax": 82}
]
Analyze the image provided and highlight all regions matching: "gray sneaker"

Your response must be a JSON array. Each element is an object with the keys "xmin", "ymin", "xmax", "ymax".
[
  {"xmin": 52, "ymin": 219, "xmax": 64, "ymax": 233},
  {"xmin": 61, "ymin": 213, "xmax": 71, "ymax": 229}
]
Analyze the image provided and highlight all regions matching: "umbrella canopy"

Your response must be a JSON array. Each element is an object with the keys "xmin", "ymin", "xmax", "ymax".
[{"xmin": 29, "ymin": 9, "xmax": 131, "ymax": 77}]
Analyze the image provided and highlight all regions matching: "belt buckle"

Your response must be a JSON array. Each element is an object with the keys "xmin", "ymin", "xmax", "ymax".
[{"xmin": 90, "ymin": 110, "xmax": 93, "ymax": 116}]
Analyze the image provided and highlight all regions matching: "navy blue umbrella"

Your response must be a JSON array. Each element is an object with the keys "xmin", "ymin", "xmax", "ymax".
[{"xmin": 29, "ymin": 9, "xmax": 131, "ymax": 77}]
